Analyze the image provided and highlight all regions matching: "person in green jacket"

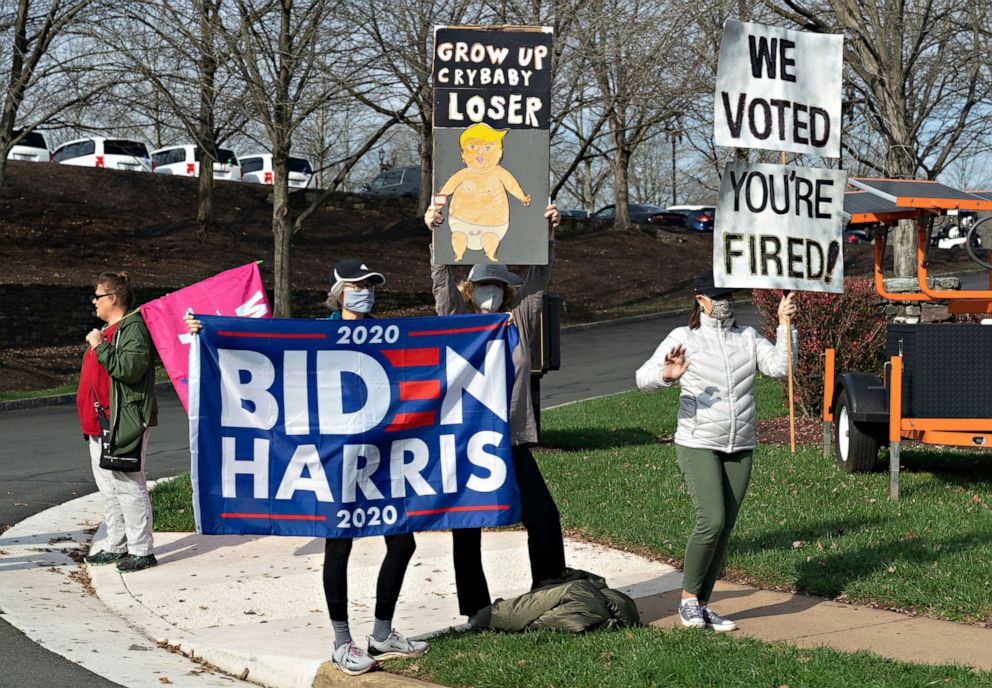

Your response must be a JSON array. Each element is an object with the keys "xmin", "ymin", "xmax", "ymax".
[{"xmin": 79, "ymin": 272, "xmax": 159, "ymax": 572}]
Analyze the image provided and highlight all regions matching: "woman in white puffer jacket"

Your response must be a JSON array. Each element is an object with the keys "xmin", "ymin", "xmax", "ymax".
[{"xmin": 636, "ymin": 273, "xmax": 797, "ymax": 634}]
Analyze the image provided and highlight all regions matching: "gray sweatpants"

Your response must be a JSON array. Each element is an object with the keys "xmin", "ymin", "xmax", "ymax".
[{"xmin": 88, "ymin": 433, "xmax": 154, "ymax": 556}]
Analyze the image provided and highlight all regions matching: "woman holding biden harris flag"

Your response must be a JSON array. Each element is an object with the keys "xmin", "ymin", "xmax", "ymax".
[
  {"xmin": 424, "ymin": 201, "xmax": 567, "ymax": 623},
  {"xmin": 185, "ymin": 259, "xmax": 426, "ymax": 676},
  {"xmin": 636, "ymin": 274, "xmax": 797, "ymax": 633}
]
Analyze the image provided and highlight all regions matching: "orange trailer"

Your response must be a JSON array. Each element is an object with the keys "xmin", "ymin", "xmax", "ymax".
[{"xmin": 824, "ymin": 179, "xmax": 992, "ymax": 499}]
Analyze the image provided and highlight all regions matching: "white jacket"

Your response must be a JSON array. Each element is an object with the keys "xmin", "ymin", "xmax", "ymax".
[{"xmin": 636, "ymin": 312, "xmax": 796, "ymax": 452}]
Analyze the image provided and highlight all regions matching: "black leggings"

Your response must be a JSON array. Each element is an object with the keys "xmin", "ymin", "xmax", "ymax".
[
  {"xmin": 452, "ymin": 445, "xmax": 565, "ymax": 616},
  {"xmin": 322, "ymin": 533, "xmax": 416, "ymax": 622}
]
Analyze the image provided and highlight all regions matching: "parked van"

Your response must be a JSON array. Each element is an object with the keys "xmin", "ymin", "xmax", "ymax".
[
  {"xmin": 151, "ymin": 145, "xmax": 242, "ymax": 181},
  {"xmin": 363, "ymin": 165, "xmax": 420, "ymax": 198},
  {"xmin": 53, "ymin": 137, "xmax": 150, "ymax": 172},
  {"xmin": 7, "ymin": 130, "xmax": 52, "ymax": 162},
  {"xmin": 240, "ymin": 153, "xmax": 315, "ymax": 189}
]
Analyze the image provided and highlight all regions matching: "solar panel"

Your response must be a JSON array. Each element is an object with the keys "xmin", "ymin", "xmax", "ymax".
[
  {"xmin": 849, "ymin": 178, "xmax": 992, "ymax": 210},
  {"xmin": 967, "ymin": 190, "xmax": 992, "ymax": 202},
  {"xmin": 844, "ymin": 190, "xmax": 904, "ymax": 216}
]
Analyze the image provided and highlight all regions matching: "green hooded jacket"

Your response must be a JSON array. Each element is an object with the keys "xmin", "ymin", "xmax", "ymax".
[
  {"xmin": 94, "ymin": 310, "xmax": 158, "ymax": 455},
  {"xmin": 473, "ymin": 569, "xmax": 641, "ymax": 633}
]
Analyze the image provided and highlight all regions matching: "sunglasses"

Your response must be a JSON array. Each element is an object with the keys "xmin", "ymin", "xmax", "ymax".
[{"xmin": 92, "ymin": 292, "xmax": 116, "ymax": 301}]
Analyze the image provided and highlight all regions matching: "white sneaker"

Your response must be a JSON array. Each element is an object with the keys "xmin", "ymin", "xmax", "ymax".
[
  {"xmin": 367, "ymin": 629, "xmax": 429, "ymax": 660},
  {"xmin": 332, "ymin": 640, "xmax": 377, "ymax": 675},
  {"xmin": 702, "ymin": 606, "xmax": 738, "ymax": 632},
  {"xmin": 678, "ymin": 598, "xmax": 706, "ymax": 628}
]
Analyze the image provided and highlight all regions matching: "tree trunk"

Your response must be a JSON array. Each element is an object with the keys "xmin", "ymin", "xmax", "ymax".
[
  {"xmin": 271, "ymin": 154, "xmax": 293, "ymax": 317},
  {"xmin": 886, "ymin": 131, "xmax": 917, "ymax": 278},
  {"xmin": 0, "ymin": 155, "xmax": 8, "ymax": 192},
  {"xmin": 611, "ymin": 144, "xmax": 632, "ymax": 231},
  {"xmin": 195, "ymin": 0, "xmax": 218, "ymax": 235},
  {"xmin": 418, "ymin": 120, "xmax": 432, "ymax": 216},
  {"xmin": 197, "ymin": 160, "xmax": 215, "ymax": 233}
]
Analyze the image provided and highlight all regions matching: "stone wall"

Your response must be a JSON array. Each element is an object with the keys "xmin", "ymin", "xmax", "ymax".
[
  {"xmin": 882, "ymin": 276, "xmax": 961, "ymax": 323},
  {"xmin": 0, "ymin": 284, "xmax": 432, "ymax": 348}
]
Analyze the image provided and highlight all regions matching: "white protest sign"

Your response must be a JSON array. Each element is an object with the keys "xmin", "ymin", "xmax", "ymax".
[
  {"xmin": 714, "ymin": 162, "xmax": 846, "ymax": 294},
  {"xmin": 714, "ymin": 19, "xmax": 843, "ymax": 158}
]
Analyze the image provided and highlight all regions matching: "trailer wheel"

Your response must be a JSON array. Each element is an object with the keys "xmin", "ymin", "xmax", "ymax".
[{"xmin": 834, "ymin": 390, "xmax": 879, "ymax": 472}]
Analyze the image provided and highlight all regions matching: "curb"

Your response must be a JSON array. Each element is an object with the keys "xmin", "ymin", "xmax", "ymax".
[
  {"xmin": 88, "ymin": 534, "xmax": 324, "ymax": 688},
  {"xmin": 0, "ymin": 380, "xmax": 175, "ymax": 413}
]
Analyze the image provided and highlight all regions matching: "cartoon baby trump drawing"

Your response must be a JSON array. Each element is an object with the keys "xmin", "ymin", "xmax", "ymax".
[{"xmin": 436, "ymin": 122, "xmax": 531, "ymax": 262}]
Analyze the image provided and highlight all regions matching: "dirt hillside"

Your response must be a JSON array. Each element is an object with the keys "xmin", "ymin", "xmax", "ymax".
[{"xmin": 0, "ymin": 160, "xmax": 976, "ymax": 393}]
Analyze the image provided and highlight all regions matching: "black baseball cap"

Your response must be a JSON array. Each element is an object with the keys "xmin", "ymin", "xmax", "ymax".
[
  {"xmin": 331, "ymin": 259, "xmax": 386, "ymax": 287},
  {"xmin": 694, "ymin": 272, "xmax": 734, "ymax": 298}
]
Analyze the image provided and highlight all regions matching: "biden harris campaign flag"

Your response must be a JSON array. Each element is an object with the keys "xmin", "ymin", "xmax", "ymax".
[
  {"xmin": 188, "ymin": 312, "xmax": 521, "ymax": 538},
  {"xmin": 141, "ymin": 263, "xmax": 270, "ymax": 412}
]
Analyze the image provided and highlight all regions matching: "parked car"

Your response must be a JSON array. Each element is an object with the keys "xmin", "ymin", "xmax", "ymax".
[
  {"xmin": 646, "ymin": 210, "xmax": 690, "ymax": 231},
  {"xmin": 929, "ymin": 214, "xmax": 982, "ymax": 250},
  {"xmin": 684, "ymin": 208, "xmax": 715, "ymax": 232},
  {"xmin": 559, "ymin": 209, "xmax": 589, "ymax": 219},
  {"xmin": 665, "ymin": 204, "xmax": 714, "ymax": 214},
  {"xmin": 241, "ymin": 153, "xmax": 315, "ymax": 188},
  {"xmin": 53, "ymin": 137, "xmax": 150, "ymax": 172},
  {"xmin": 363, "ymin": 165, "xmax": 420, "ymax": 198},
  {"xmin": 844, "ymin": 227, "xmax": 870, "ymax": 244},
  {"xmin": 7, "ymin": 129, "xmax": 51, "ymax": 162},
  {"xmin": 151, "ymin": 145, "xmax": 242, "ymax": 181},
  {"xmin": 592, "ymin": 203, "xmax": 668, "ymax": 224}
]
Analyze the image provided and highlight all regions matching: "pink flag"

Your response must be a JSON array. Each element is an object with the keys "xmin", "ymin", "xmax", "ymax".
[{"xmin": 141, "ymin": 263, "xmax": 270, "ymax": 411}]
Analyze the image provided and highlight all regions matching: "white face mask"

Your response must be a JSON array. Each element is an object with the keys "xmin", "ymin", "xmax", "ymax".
[
  {"xmin": 472, "ymin": 284, "xmax": 504, "ymax": 311},
  {"xmin": 343, "ymin": 288, "xmax": 374, "ymax": 314},
  {"xmin": 709, "ymin": 298, "xmax": 734, "ymax": 321}
]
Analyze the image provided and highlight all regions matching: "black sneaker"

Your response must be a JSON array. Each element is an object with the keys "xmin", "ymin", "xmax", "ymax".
[
  {"xmin": 84, "ymin": 550, "xmax": 128, "ymax": 566},
  {"xmin": 678, "ymin": 598, "xmax": 706, "ymax": 628},
  {"xmin": 116, "ymin": 554, "xmax": 157, "ymax": 572}
]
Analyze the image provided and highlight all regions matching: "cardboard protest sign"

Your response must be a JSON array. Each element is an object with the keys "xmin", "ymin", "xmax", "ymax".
[
  {"xmin": 141, "ymin": 262, "xmax": 269, "ymax": 411},
  {"xmin": 432, "ymin": 26, "xmax": 553, "ymax": 265},
  {"xmin": 713, "ymin": 162, "xmax": 846, "ymax": 293},
  {"xmin": 714, "ymin": 19, "xmax": 843, "ymax": 158},
  {"xmin": 188, "ymin": 312, "xmax": 522, "ymax": 538}
]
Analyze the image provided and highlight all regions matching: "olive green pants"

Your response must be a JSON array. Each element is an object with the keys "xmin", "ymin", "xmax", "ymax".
[{"xmin": 675, "ymin": 445, "xmax": 753, "ymax": 601}]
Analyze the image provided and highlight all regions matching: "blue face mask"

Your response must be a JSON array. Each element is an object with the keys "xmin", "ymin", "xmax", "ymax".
[{"xmin": 343, "ymin": 288, "xmax": 374, "ymax": 314}]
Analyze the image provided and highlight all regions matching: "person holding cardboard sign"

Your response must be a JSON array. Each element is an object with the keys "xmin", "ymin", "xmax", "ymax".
[
  {"xmin": 635, "ymin": 274, "xmax": 797, "ymax": 632},
  {"xmin": 424, "ymin": 201, "xmax": 565, "ymax": 623}
]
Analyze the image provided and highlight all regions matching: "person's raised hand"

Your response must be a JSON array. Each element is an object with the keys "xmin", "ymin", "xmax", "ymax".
[
  {"xmin": 183, "ymin": 312, "xmax": 203, "ymax": 335},
  {"xmin": 662, "ymin": 343, "xmax": 690, "ymax": 382},
  {"xmin": 85, "ymin": 329, "xmax": 102, "ymax": 349},
  {"xmin": 778, "ymin": 292, "xmax": 797, "ymax": 326},
  {"xmin": 544, "ymin": 203, "xmax": 561, "ymax": 238},
  {"xmin": 424, "ymin": 197, "xmax": 445, "ymax": 230}
]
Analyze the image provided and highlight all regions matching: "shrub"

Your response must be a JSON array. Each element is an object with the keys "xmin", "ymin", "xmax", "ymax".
[{"xmin": 751, "ymin": 278, "xmax": 887, "ymax": 418}]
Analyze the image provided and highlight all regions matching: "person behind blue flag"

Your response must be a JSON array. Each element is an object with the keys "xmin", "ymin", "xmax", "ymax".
[
  {"xmin": 424, "ymin": 202, "xmax": 567, "ymax": 625},
  {"xmin": 186, "ymin": 258, "xmax": 427, "ymax": 676}
]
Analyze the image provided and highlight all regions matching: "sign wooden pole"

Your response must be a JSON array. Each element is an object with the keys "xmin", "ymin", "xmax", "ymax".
[{"xmin": 780, "ymin": 149, "xmax": 796, "ymax": 454}]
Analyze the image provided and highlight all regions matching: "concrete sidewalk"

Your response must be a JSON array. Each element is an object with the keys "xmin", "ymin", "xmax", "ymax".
[
  {"xmin": 4, "ymin": 491, "xmax": 992, "ymax": 688},
  {"xmin": 87, "ymin": 527, "xmax": 679, "ymax": 688}
]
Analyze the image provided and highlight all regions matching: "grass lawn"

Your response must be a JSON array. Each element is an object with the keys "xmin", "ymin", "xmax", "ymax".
[
  {"xmin": 392, "ymin": 627, "xmax": 990, "ymax": 687},
  {"xmin": 1, "ymin": 364, "xmax": 171, "ymax": 402},
  {"xmin": 536, "ymin": 378, "xmax": 992, "ymax": 624},
  {"xmin": 0, "ymin": 383, "xmax": 78, "ymax": 401}
]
